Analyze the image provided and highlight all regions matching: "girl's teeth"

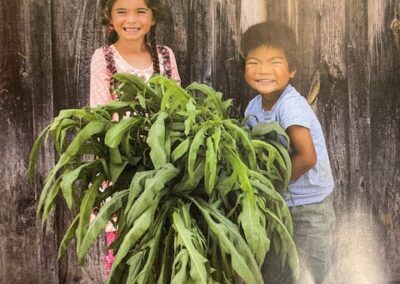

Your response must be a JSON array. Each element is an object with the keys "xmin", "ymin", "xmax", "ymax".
[{"xmin": 124, "ymin": 27, "xmax": 140, "ymax": 31}]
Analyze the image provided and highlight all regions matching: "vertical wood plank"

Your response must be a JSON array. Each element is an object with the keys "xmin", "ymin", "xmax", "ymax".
[
  {"xmin": 368, "ymin": 0, "xmax": 400, "ymax": 279},
  {"xmin": 346, "ymin": 0, "xmax": 372, "ymax": 211},
  {"xmin": 52, "ymin": 0, "xmax": 104, "ymax": 111},
  {"xmin": 186, "ymin": 0, "xmax": 216, "ymax": 84},
  {"xmin": 267, "ymin": 0, "xmax": 291, "ymax": 24},
  {"xmin": 51, "ymin": 0, "xmax": 105, "ymax": 282},
  {"xmin": 159, "ymin": 0, "xmax": 251, "ymax": 111},
  {"xmin": 158, "ymin": 0, "xmax": 190, "ymax": 85},
  {"xmin": 318, "ymin": 0, "xmax": 351, "ymax": 215},
  {"xmin": 0, "ymin": 0, "xmax": 59, "ymax": 283}
]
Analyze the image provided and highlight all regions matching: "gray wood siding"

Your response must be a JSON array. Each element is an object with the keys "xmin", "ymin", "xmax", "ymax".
[{"xmin": 1, "ymin": 0, "xmax": 399, "ymax": 282}]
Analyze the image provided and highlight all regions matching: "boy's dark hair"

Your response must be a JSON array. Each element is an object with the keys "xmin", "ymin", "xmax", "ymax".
[{"xmin": 241, "ymin": 21, "xmax": 298, "ymax": 71}]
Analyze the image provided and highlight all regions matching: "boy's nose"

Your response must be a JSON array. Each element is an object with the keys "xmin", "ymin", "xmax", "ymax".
[{"xmin": 259, "ymin": 63, "xmax": 273, "ymax": 74}]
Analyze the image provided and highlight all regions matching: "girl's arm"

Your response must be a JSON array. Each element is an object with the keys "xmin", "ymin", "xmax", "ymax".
[
  {"xmin": 90, "ymin": 49, "xmax": 113, "ymax": 107},
  {"xmin": 286, "ymin": 125, "xmax": 317, "ymax": 181}
]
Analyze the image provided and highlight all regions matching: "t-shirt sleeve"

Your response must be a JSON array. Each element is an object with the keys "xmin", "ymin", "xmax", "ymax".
[
  {"xmin": 244, "ymin": 97, "xmax": 259, "ymax": 129},
  {"xmin": 89, "ymin": 48, "xmax": 113, "ymax": 107},
  {"xmin": 278, "ymin": 96, "xmax": 314, "ymax": 130},
  {"xmin": 166, "ymin": 47, "xmax": 181, "ymax": 84}
]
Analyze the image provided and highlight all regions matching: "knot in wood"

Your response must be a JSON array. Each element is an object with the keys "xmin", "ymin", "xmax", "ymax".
[{"xmin": 391, "ymin": 19, "xmax": 400, "ymax": 33}]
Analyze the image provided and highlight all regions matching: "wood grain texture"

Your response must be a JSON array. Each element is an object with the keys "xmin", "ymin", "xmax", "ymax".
[
  {"xmin": 1, "ymin": 0, "xmax": 399, "ymax": 282},
  {"xmin": 368, "ymin": 0, "xmax": 400, "ymax": 278},
  {"xmin": 0, "ymin": 0, "xmax": 59, "ymax": 283},
  {"xmin": 51, "ymin": 0, "xmax": 103, "ymax": 111},
  {"xmin": 51, "ymin": 0, "xmax": 106, "ymax": 282},
  {"xmin": 346, "ymin": 0, "xmax": 372, "ymax": 211},
  {"xmin": 268, "ymin": 0, "xmax": 399, "ymax": 279},
  {"xmin": 318, "ymin": 0, "xmax": 350, "ymax": 215}
]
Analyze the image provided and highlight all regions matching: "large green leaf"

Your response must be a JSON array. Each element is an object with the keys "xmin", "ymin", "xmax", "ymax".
[
  {"xmin": 172, "ymin": 208, "xmax": 208, "ymax": 284},
  {"xmin": 78, "ymin": 189, "xmax": 129, "ymax": 264},
  {"xmin": 126, "ymin": 163, "xmax": 179, "ymax": 226},
  {"xmin": 105, "ymin": 117, "xmax": 141, "ymax": 148},
  {"xmin": 28, "ymin": 124, "xmax": 51, "ymax": 180},
  {"xmin": 204, "ymin": 137, "xmax": 217, "ymax": 195},
  {"xmin": 76, "ymin": 175, "xmax": 104, "ymax": 251},
  {"xmin": 60, "ymin": 159, "xmax": 103, "ymax": 209},
  {"xmin": 193, "ymin": 199, "xmax": 264, "ymax": 284},
  {"xmin": 147, "ymin": 112, "xmax": 169, "ymax": 169}
]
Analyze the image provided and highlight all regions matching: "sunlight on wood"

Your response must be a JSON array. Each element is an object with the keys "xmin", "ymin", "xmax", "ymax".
[{"xmin": 240, "ymin": 0, "xmax": 267, "ymax": 33}]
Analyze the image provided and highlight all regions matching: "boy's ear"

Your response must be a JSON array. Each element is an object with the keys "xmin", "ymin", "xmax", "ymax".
[{"xmin": 289, "ymin": 70, "xmax": 296, "ymax": 78}]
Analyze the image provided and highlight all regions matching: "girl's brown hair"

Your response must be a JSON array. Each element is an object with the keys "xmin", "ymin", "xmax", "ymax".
[{"xmin": 100, "ymin": 0, "xmax": 164, "ymax": 74}]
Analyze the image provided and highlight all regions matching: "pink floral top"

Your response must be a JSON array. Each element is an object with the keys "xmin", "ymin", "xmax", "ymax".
[{"xmin": 90, "ymin": 44, "xmax": 181, "ymax": 107}]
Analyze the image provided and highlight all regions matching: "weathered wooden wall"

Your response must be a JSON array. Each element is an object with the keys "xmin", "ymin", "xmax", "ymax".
[
  {"xmin": 266, "ymin": 0, "xmax": 400, "ymax": 279},
  {"xmin": 1, "ymin": 0, "xmax": 399, "ymax": 283}
]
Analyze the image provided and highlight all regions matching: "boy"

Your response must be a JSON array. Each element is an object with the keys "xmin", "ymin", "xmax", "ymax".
[{"xmin": 241, "ymin": 21, "xmax": 336, "ymax": 284}]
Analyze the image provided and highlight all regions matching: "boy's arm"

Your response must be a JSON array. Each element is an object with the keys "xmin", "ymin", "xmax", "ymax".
[{"xmin": 286, "ymin": 125, "xmax": 317, "ymax": 181}]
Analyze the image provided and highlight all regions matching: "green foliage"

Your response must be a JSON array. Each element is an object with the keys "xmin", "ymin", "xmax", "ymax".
[{"xmin": 29, "ymin": 74, "xmax": 299, "ymax": 283}]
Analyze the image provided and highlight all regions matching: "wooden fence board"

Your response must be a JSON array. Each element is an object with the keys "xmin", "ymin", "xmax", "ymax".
[
  {"xmin": 50, "ymin": 1, "xmax": 106, "ymax": 282},
  {"xmin": 318, "ymin": 0, "xmax": 350, "ymax": 214},
  {"xmin": 368, "ymin": 0, "xmax": 400, "ymax": 278},
  {"xmin": 157, "ymin": 0, "xmax": 190, "ymax": 85},
  {"xmin": 0, "ymin": 0, "xmax": 58, "ymax": 283},
  {"xmin": 1, "ymin": 0, "xmax": 399, "ymax": 282},
  {"xmin": 346, "ymin": 0, "xmax": 372, "ymax": 211}
]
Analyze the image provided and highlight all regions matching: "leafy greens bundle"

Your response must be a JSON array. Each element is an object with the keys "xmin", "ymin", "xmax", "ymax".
[{"xmin": 29, "ymin": 74, "xmax": 299, "ymax": 283}]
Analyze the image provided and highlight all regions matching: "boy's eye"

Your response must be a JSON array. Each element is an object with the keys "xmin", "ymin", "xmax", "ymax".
[{"xmin": 272, "ymin": 60, "xmax": 283, "ymax": 65}]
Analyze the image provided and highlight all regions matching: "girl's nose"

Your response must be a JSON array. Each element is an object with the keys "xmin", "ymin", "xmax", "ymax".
[{"xmin": 127, "ymin": 13, "xmax": 137, "ymax": 23}]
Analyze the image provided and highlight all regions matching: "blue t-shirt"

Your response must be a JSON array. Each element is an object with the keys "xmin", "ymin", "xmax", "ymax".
[{"xmin": 245, "ymin": 84, "xmax": 334, "ymax": 206}]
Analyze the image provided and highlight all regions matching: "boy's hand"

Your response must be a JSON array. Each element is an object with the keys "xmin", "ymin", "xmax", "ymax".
[{"xmin": 286, "ymin": 125, "xmax": 317, "ymax": 181}]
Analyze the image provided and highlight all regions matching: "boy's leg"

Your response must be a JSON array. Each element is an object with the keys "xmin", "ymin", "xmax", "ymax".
[
  {"xmin": 290, "ymin": 195, "xmax": 336, "ymax": 284},
  {"xmin": 261, "ymin": 247, "xmax": 294, "ymax": 284}
]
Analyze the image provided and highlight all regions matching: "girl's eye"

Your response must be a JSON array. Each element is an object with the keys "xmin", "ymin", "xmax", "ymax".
[
  {"xmin": 137, "ymin": 9, "xmax": 148, "ymax": 14},
  {"xmin": 116, "ymin": 10, "xmax": 126, "ymax": 15}
]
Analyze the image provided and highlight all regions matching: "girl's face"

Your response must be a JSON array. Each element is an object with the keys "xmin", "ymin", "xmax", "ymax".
[{"xmin": 110, "ymin": 0, "xmax": 155, "ymax": 42}]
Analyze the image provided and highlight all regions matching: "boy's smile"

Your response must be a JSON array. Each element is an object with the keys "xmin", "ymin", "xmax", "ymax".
[{"xmin": 245, "ymin": 45, "xmax": 296, "ymax": 110}]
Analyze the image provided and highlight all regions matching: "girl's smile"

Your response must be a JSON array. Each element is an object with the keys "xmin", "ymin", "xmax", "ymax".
[{"xmin": 110, "ymin": 0, "xmax": 155, "ymax": 42}]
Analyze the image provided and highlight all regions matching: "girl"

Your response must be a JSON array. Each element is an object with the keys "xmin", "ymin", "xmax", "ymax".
[
  {"xmin": 89, "ymin": 0, "xmax": 181, "ymax": 275},
  {"xmin": 90, "ymin": 0, "xmax": 181, "ymax": 107}
]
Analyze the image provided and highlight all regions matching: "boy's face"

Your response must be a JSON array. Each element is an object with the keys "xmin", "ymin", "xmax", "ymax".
[{"xmin": 245, "ymin": 45, "xmax": 296, "ymax": 102}]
